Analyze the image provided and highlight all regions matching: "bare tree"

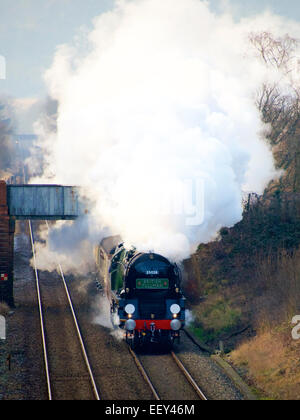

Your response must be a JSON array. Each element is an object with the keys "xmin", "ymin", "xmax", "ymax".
[
  {"xmin": 250, "ymin": 32, "xmax": 300, "ymax": 148},
  {"xmin": 249, "ymin": 31, "xmax": 298, "ymax": 72}
]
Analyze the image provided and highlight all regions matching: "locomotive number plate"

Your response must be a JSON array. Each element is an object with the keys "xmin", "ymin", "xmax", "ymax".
[{"xmin": 136, "ymin": 278, "xmax": 169, "ymax": 289}]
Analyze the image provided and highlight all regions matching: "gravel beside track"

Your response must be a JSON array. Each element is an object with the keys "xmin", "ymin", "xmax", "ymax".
[
  {"xmin": 0, "ymin": 229, "xmax": 47, "ymax": 400},
  {"xmin": 172, "ymin": 332, "xmax": 244, "ymax": 400},
  {"xmin": 36, "ymin": 268, "xmax": 96, "ymax": 400},
  {"xmin": 137, "ymin": 352, "xmax": 202, "ymax": 400}
]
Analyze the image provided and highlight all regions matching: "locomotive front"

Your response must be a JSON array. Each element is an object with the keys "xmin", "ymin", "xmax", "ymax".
[{"xmin": 118, "ymin": 252, "xmax": 185, "ymax": 348}]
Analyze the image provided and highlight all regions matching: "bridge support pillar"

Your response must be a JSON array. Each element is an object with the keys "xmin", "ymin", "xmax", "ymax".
[{"xmin": 0, "ymin": 181, "xmax": 15, "ymax": 307}]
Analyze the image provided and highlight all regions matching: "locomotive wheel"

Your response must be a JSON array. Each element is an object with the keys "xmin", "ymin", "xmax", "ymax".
[
  {"xmin": 164, "ymin": 336, "xmax": 174, "ymax": 351},
  {"xmin": 129, "ymin": 337, "xmax": 135, "ymax": 349},
  {"xmin": 126, "ymin": 334, "xmax": 134, "ymax": 348},
  {"xmin": 126, "ymin": 333, "xmax": 139, "ymax": 350}
]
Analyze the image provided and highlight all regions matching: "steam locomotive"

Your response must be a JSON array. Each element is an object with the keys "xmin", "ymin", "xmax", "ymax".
[{"xmin": 95, "ymin": 237, "xmax": 185, "ymax": 348}]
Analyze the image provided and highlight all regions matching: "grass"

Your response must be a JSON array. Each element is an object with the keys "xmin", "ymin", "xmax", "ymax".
[
  {"xmin": 188, "ymin": 324, "xmax": 216, "ymax": 343},
  {"xmin": 188, "ymin": 293, "xmax": 242, "ymax": 345},
  {"xmin": 230, "ymin": 323, "xmax": 300, "ymax": 400},
  {"xmin": 186, "ymin": 247, "xmax": 300, "ymax": 399}
]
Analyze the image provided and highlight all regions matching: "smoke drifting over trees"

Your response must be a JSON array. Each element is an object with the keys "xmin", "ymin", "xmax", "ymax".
[
  {"xmin": 251, "ymin": 32, "xmax": 300, "ymax": 147},
  {"xmin": 30, "ymin": 0, "xmax": 300, "ymax": 271},
  {"xmin": 183, "ymin": 29, "xmax": 300, "ymax": 361}
]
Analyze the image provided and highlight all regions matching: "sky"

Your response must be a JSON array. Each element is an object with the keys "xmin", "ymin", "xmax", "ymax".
[
  {"xmin": 0, "ymin": 0, "xmax": 300, "ymax": 100},
  {"xmin": 28, "ymin": 0, "xmax": 287, "ymax": 262},
  {"xmin": 1, "ymin": 0, "xmax": 299, "ymax": 260},
  {"xmin": 0, "ymin": 0, "xmax": 114, "ymax": 98}
]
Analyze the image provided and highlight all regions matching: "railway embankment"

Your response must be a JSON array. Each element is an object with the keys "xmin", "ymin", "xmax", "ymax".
[{"xmin": 0, "ymin": 222, "xmax": 249, "ymax": 400}]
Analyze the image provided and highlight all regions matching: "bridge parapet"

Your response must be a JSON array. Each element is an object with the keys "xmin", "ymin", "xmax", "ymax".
[
  {"xmin": 7, "ymin": 184, "xmax": 80, "ymax": 220},
  {"xmin": 0, "ymin": 181, "xmax": 81, "ymax": 306}
]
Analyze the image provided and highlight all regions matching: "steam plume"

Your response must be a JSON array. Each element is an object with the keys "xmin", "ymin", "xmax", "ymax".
[{"xmin": 32, "ymin": 0, "xmax": 300, "ymax": 264}]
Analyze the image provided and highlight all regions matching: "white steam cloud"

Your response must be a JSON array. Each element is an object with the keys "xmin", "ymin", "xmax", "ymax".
[{"xmin": 33, "ymin": 0, "xmax": 299, "ymax": 264}]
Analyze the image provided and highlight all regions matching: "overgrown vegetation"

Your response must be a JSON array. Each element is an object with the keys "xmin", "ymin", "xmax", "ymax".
[
  {"xmin": 230, "ymin": 324, "xmax": 300, "ymax": 400},
  {"xmin": 184, "ymin": 32, "xmax": 300, "ymax": 399},
  {"xmin": 189, "ymin": 294, "xmax": 242, "ymax": 343}
]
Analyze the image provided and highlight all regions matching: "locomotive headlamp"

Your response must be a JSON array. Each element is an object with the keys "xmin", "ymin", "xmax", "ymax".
[
  {"xmin": 171, "ymin": 319, "xmax": 182, "ymax": 331},
  {"xmin": 170, "ymin": 304, "xmax": 181, "ymax": 315},
  {"xmin": 125, "ymin": 319, "xmax": 136, "ymax": 331},
  {"xmin": 125, "ymin": 304, "xmax": 135, "ymax": 315}
]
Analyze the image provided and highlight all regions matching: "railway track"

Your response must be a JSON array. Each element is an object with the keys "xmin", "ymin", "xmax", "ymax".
[
  {"xmin": 129, "ymin": 346, "xmax": 208, "ymax": 401},
  {"xmin": 29, "ymin": 220, "xmax": 101, "ymax": 401},
  {"xmin": 170, "ymin": 351, "xmax": 208, "ymax": 400}
]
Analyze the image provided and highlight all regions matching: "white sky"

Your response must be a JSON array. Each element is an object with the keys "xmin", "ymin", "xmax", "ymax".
[{"xmin": 0, "ymin": 0, "xmax": 299, "ymax": 99}]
